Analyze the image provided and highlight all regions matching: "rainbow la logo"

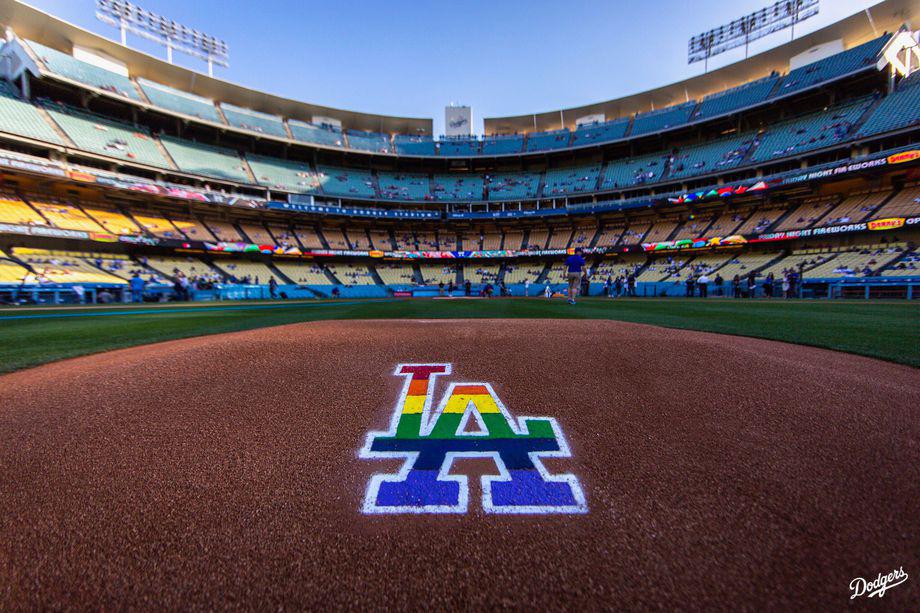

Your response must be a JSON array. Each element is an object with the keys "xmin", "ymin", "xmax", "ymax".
[{"xmin": 359, "ymin": 363, "xmax": 587, "ymax": 514}]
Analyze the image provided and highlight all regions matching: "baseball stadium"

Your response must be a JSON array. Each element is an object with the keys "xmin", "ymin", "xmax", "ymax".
[{"xmin": 0, "ymin": 0, "xmax": 918, "ymax": 608}]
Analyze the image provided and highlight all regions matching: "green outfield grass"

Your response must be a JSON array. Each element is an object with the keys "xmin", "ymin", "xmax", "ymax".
[{"xmin": 0, "ymin": 298, "xmax": 917, "ymax": 373}]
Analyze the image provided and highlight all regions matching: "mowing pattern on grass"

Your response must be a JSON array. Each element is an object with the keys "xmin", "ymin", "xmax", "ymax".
[{"xmin": 1, "ymin": 298, "xmax": 917, "ymax": 373}]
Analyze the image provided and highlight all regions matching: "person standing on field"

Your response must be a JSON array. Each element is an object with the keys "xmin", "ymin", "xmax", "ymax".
[{"xmin": 565, "ymin": 248, "xmax": 587, "ymax": 305}]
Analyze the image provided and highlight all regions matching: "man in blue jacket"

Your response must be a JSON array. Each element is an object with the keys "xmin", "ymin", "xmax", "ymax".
[
  {"xmin": 565, "ymin": 248, "xmax": 587, "ymax": 305},
  {"xmin": 129, "ymin": 272, "xmax": 145, "ymax": 303}
]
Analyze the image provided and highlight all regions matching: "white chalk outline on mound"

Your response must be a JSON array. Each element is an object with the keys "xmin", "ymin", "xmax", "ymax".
[{"xmin": 359, "ymin": 363, "xmax": 588, "ymax": 515}]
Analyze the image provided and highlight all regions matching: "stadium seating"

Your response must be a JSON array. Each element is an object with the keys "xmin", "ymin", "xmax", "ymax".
[
  {"xmin": 671, "ymin": 215, "xmax": 715, "ymax": 241},
  {"xmin": 667, "ymin": 134, "xmax": 755, "ymax": 181},
  {"xmin": 394, "ymin": 134, "xmax": 437, "ymax": 156},
  {"xmin": 418, "ymin": 263, "xmax": 458, "ymax": 285},
  {"xmin": 315, "ymin": 166, "xmax": 377, "ymax": 198},
  {"xmin": 274, "ymin": 261, "xmax": 330, "ymax": 284},
  {"xmin": 870, "ymin": 185, "xmax": 919, "ymax": 218},
  {"xmin": 13, "ymin": 247, "xmax": 127, "ymax": 284},
  {"xmin": 213, "ymin": 259, "xmax": 279, "ymax": 283},
  {"xmin": 137, "ymin": 79, "xmax": 223, "ymax": 123},
  {"xmin": 439, "ymin": 231, "xmax": 458, "ymax": 250},
  {"xmin": 375, "ymin": 262, "xmax": 415, "ymax": 285},
  {"xmin": 344, "ymin": 228, "xmax": 371, "ymax": 249},
  {"xmin": 247, "ymin": 154, "xmax": 322, "ymax": 192},
  {"xmin": 321, "ymin": 227, "xmax": 350, "ymax": 250},
  {"xmin": 502, "ymin": 230, "xmax": 524, "ymax": 251},
  {"xmin": 619, "ymin": 223, "xmax": 651, "ymax": 244},
  {"xmin": 800, "ymin": 243, "xmax": 906, "ymax": 277},
  {"xmin": 820, "ymin": 190, "xmax": 891, "ymax": 225},
  {"xmin": 82, "ymin": 204, "xmax": 142, "ymax": 235},
  {"xmin": 701, "ymin": 211, "xmax": 745, "ymax": 237},
  {"xmin": 438, "ymin": 138, "xmax": 481, "ymax": 156},
  {"xmin": 637, "ymin": 256, "xmax": 688, "ymax": 281},
  {"xmin": 600, "ymin": 154, "xmax": 667, "ymax": 190},
  {"xmin": 131, "ymin": 212, "xmax": 186, "ymax": 239},
  {"xmin": 462, "ymin": 263, "xmax": 500, "ymax": 284},
  {"xmin": 431, "ymin": 174, "xmax": 484, "ymax": 200},
  {"xmin": 145, "ymin": 255, "xmax": 214, "ymax": 280},
  {"xmin": 168, "ymin": 215, "xmax": 216, "ymax": 242},
  {"xmin": 204, "ymin": 220, "xmax": 245, "ymax": 243},
  {"xmin": 881, "ymin": 248, "xmax": 919, "ymax": 276},
  {"xmin": 485, "ymin": 172, "xmax": 540, "ymax": 200},
  {"xmin": 542, "ymin": 166, "xmax": 601, "ymax": 197},
  {"xmin": 293, "ymin": 226, "xmax": 325, "ymax": 249},
  {"xmin": 368, "ymin": 228, "xmax": 394, "ymax": 250},
  {"xmin": 630, "ymin": 102, "xmax": 695, "ymax": 137},
  {"xmin": 268, "ymin": 225, "xmax": 300, "ymax": 249},
  {"xmin": 238, "ymin": 223, "xmax": 276, "ymax": 246},
  {"xmin": 773, "ymin": 198, "xmax": 837, "ymax": 231},
  {"xmin": 694, "ymin": 76, "xmax": 779, "ymax": 119},
  {"xmin": 525, "ymin": 129, "xmax": 571, "ymax": 152},
  {"xmin": 392, "ymin": 230, "xmax": 417, "ymax": 250},
  {"xmin": 481, "ymin": 134, "xmax": 524, "ymax": 155},
  {"xmin": 642, "ymin": 220, "xmax": 678, "ymax": 243},
  {"xmin": 525, "ymin": 228, "xmax": 548, "ymax": 250},
  {"xmin": 502, "ymin": 263, "xmax": 545, "ymax": 285},
  {"xmin": 712, "ymin": 252, "xmax": 782, "ymax": 281},
  {"xmin": 26, "ymin": 40, "xmax": 141, "ymax": 101},
  {"xmin": 377, "ymin": 172, "xmax": 431, "ymax": 200},
  {"xmin": 347, "ymin": 130, "xmax": 391, "ymax": 154},
  {"xmin": 220, "ymin": 104, "xmax": 288, "ymax": 138},
  {"xmin": 326, "ymin": 263, "xmax": 375, "ymax": 285},
  {"xmin": 0, "ymin": 193, "xmax": 46, "ymax": 225},
  {"xmin": 771, "ymin": 35, "xmax": 887, "ymax": 98},
  {"xmin": 0, "ymin": 250, "xmax": 31, "ymax": 283},
  {"xmin": 547, "ymin": 227, "xmax": 572, "ymax": 249},
  {"xmin": 571, "ymin": 118, "xmax": 630, "ymax": 146},
  {"xmin": 857, "ymin": 77, "xmax": 920, "ymax": 137},
  {"xmin": 415, "ymin": 230, "xmax": 439, "ymax": 250},
  {"xmin": 45, "ymin": 103, "xmax": 168, "ymax": 168},
  {"xmin": 0, "ymin": 80, "xmax": 64, "ymax": 144},
  {"xmin": 26, "ymin": 198, "xmax": 104, "ymax": 232},
  {"xmin": 288, "ymin": 120, "xmax": 346, "ymax": 147},
  {"xmin": 594, "ymin": 225, "xmax": 626, "ymax": 247},
  {"xmin": 750, "ymin": 98, "xmax": 871, "ymax": 162},
  {"xmin": 160, "ymin": 136, "xmax": 252, "ymax": 183},
  {"xmin": 733, "ymin": 208, "xmax": 785, "ymax": 235}
]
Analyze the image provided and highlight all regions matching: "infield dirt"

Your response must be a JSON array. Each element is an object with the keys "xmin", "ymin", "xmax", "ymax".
[{"xmin": 1, "ymin": 319, "xmax": 917, "ymax": 609}]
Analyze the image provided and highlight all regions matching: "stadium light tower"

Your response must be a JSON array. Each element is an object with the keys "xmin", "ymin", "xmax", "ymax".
[
  {"xmin": 95, "ymin": 0, "xmax": 229, "ymax": 77},
  {"xmin": 689, "ymin": 0, "xmax": 819, "ymax": 71}
]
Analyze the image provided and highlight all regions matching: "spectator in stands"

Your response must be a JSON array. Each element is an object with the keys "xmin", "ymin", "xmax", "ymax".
[{"xmin": 565, "ymin": 248, "xmax": 587, "ymax": 305}]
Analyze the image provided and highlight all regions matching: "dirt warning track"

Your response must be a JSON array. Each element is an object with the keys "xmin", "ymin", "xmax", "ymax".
[{"xmin": 1, "ymin": 320, "xmax": 918, "ymax": 609}]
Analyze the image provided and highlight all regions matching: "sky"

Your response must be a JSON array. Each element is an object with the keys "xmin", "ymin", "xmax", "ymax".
[{"xmin": 18, "ymin": 0, "xmax": 883, "ymax": 134}]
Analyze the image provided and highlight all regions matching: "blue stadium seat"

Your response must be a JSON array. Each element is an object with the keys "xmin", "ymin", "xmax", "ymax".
[{"xmin": 771, "ymin": 35, "xmax": 888, "ymax": 98}]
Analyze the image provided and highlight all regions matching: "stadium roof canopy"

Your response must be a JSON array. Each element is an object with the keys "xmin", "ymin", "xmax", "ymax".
[{"xmin": 0, "ymin": 0, "xmax": 916, "ymax": 138}]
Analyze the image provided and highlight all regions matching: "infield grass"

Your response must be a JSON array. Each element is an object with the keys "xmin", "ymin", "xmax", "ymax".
[{"xmin": 0, "ymin": 297, "xmax": 917, "ymax": 373}]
